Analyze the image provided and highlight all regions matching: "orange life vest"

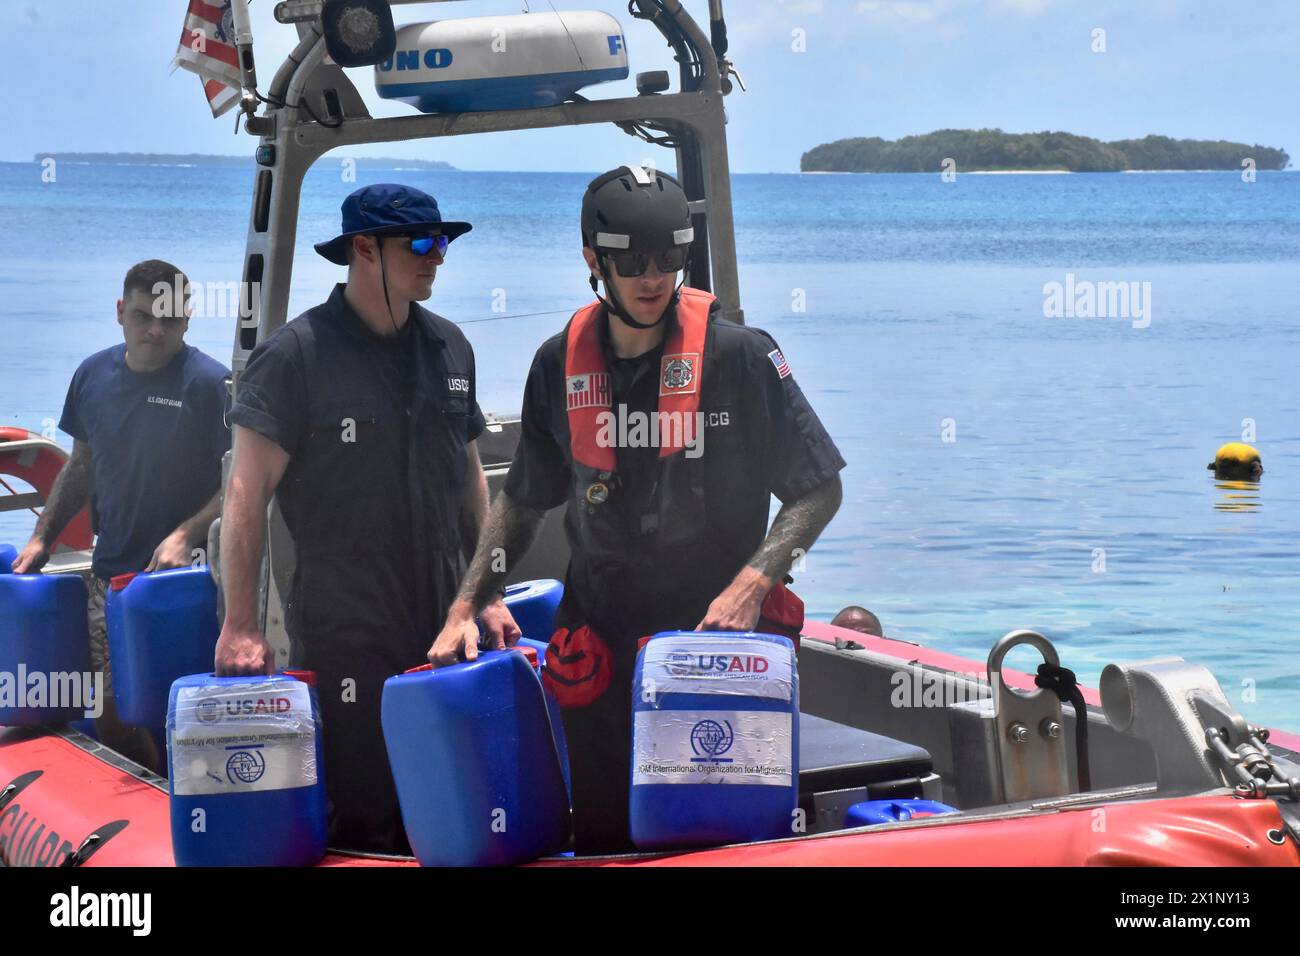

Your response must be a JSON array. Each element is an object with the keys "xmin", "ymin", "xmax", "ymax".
[{"xmin": 562, "ymin": 287, "xmax": 715, "ymax": 472}]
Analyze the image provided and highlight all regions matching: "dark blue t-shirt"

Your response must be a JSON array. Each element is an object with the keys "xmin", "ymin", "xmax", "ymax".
[{"xmin": 59, "ymin": 344, "xmax": 231, "ymax": 578}]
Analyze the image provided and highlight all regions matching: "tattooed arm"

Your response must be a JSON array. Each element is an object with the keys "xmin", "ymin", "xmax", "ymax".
[
  {"xmin": 13, "ymin": 439, "xmax": 95, "ymax": 573},
  {"xmin": 697, "ymin": 473, "xmax": 843, "ymax": 631},
  {"xmin": 428, "ymin": 490, "xmax": 546, "ymax": 666},
  {"xmin": 748, "ymin": 473, "xmax": 844, "ymax": 582},
  {"xmin": 456, "ymin": 441, "xmax": 523, "ymax": 650}
]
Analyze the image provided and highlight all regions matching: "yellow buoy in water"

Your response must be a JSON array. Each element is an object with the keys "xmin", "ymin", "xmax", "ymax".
[{"xmin": 1207, "ymin": 442, "xmax": 1263, "ymax": 481}]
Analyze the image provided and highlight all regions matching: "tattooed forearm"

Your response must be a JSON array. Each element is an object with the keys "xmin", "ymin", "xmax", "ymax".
[
  {"xmin": 34, "ymin": 440, "xmax": 95, "ymax": 545},
  {"xmin": 456, "ymin": 491, "xmax": 546, "ymax": 612},
  {"xmin": 747, "ymin": 474, "xmax": 843, "ymax": 582}
]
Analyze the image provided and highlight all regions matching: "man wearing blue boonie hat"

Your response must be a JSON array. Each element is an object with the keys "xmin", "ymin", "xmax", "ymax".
[
  {"xmin": 311, "ymin": 182, "xmax": 473, "ymax": 264},
  {"xmin": 218, "ymin": 183, "xmax": 520, "ymax": 854}
]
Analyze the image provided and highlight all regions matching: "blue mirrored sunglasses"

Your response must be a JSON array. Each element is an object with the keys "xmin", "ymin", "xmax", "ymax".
[{"xmin": 400, "ymin": 234, "xmax": 448, "ymax": 257}]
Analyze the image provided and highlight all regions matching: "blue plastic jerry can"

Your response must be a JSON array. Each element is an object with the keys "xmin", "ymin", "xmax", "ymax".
[
  {"xmin": 844, "ymin": 799, "xmax": 959, "ymax": 827},
  {"xmin": 0, "ymin": 572, "xmax": 92, "ymax": 726},
  {"xmin": 516, "ymin": 636, "xmax": 571, "ymax": 799},
  {"xmin": 381, "ymin": 649, "xmax": 569, "ymax": 866},
  {"xmin": 106, "ymin": 567, "xmax": 219, "ymax": 729},
  {"xmin": 500, "ymin": 579, "xmax": 563, "ymax": 643},
  {"xmin": 0, "ymin": 543, "xmax": 17, "ymax": 574},
  {"xmin": 630, "ymin": 631, "xmax": 800, "ymax": 851},
  {"xmin": 167, "ymin": 672, "xmax": 327, "ymax": 867}
]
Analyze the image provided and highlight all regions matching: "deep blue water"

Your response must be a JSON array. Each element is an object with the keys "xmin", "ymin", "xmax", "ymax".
[{"xmin": 1, "ymin": 162, "xmax": 1297, "ymax": 728}]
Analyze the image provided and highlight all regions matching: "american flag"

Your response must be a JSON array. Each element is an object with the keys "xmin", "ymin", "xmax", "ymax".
[
  {"xmin": 171, "ymin": 0, "xmax": 242, "ymax": 118},
  {"xmin": 202, "ymin": 77, "xmax": 240, "ymax": 117},
  {"xmin": 566, "ymin": 373, "xmax": 612, "ymax": 411},
  {"xmin": 768, "ymin": 348, "xmax": 791, "ymax": 380}
]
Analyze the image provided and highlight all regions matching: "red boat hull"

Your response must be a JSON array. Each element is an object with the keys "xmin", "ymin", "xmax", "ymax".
[{"xmin": 2, "ymin": 725, "xmax": 1294, "ymax": 868}]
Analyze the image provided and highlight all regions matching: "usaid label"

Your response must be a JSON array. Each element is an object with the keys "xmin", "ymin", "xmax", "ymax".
[
  {"xmin": 632, "ymin": 710, "xmax": 793, "ymax": 787},
  {"xmin": 642, "ymin": 639, "xmax": 794, "ymax": 702},
  {"xmin": 171, "ymin": 682, "xmax": 317, "ymax": 797}
]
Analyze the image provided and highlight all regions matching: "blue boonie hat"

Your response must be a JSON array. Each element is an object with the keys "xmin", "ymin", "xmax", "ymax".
[{"xmin": 314, "ymin": 183, "xmax": 472, "ymax": 265}]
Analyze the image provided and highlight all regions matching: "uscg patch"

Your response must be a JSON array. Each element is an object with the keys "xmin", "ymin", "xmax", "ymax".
[{"xmin": 659, "ymin": 353, "xmax": 699, "ymax": 396}]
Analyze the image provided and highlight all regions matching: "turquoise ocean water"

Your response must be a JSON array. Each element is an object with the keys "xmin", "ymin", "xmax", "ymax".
[{"xmin": 1, "ymin": 162, "xmax": 1297, "ymax": 728}]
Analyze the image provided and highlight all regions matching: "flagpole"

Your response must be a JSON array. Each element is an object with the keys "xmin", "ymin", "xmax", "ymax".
[{"xmin": 228, "ymin": 0, "xmax": 258, "ymax": 116}]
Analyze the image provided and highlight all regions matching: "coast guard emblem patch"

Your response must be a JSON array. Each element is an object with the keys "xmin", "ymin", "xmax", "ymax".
[{"xmin": 660, "ymin": 354, "xmax": 698, "ymax": 396}]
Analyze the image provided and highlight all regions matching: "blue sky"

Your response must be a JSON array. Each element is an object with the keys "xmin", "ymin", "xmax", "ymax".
[{"xmin": 0, "ymin": 0, "xmax": 1294, "ymax": 173}]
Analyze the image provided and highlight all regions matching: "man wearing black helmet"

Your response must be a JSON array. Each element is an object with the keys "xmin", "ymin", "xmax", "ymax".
[
  {"xmin": 430, "ymin": 166, "xmax": 844, "ymax": 854},
  {"xmin": 219, "ymin": 184, "xmax": 519, "ymax": 854}
]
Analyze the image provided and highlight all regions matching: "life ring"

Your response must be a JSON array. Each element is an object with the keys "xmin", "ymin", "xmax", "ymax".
[{"xmin": 0, "ymin": 427, "xmax": 93, "ymax": 551}]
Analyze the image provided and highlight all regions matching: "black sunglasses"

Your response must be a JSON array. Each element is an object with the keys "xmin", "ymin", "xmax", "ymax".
[{"xmin": 605, "ymin": 247, "xmax": 688, "ymax": 278}]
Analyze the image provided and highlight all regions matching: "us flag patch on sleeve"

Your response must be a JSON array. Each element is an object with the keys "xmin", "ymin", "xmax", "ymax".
[{"xmin": 768, "ymin": 348, "xmax": 791, "ymax": 379}]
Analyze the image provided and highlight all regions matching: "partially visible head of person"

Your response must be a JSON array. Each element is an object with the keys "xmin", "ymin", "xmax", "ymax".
[
  {"xmin": 1207, "ymin": 442, "xmax": 1263, "ymax": 481},
  {"xmin": 315, "ymin": 183, "xmax": 472, "ymax": 312},
  {"xmin": 831, "ymin": 605, "xmax": 883, "ymax": 637},
  {"xmin": 581, "ymin": 165, "xmax": 694, "ymax": 329},
  {"xmin": 117, "ymin": 259, "xmax": 191, "ymax": 372}
]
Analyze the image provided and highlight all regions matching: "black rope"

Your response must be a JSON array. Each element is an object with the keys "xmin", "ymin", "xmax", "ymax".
[
  {"xmin": 628, "ymin": 0, "xmax": 703, "ymax": 90},
  {"xmin": 1035, "ymin": 662, "xmax": 1092, "ymax": 792},
  {"xmin": 255, "ymin": 88, "xmax": 343, "ymax": 129}
]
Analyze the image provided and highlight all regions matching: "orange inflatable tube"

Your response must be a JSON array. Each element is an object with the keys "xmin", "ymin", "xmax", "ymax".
[{"xmin": 2, "ymin": 726, "xmax": 1295, "ymax": 868}]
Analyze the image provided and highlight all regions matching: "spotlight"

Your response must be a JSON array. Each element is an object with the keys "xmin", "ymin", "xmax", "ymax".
[{"xmin": 321, "ymin": 0, "xmax": 396, "ymax": 68}]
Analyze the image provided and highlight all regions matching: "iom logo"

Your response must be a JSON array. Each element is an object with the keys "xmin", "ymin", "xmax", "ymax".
[
  {"xmin": 226, "ymin": 749, "xmax": 266, "ymax": 785},
  {"xmin": 689, "ymin": 719, "xmax": 734, "ymax": 764}
]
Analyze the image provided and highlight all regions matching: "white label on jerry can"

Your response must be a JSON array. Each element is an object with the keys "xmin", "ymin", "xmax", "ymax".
[
  {"xmin": 641, "ymin": 639, "xmax": 794, "ymax": 701},
  {"xmin": 632, "ymin": 710, "xmax": 793, "ymax": 787},
  {"xmin": 170, "ymin": 682, "xmax": 317, "ymax": 796}
]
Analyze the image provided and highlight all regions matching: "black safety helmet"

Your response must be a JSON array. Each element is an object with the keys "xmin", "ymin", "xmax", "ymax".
[
  {"xmin": 581, "ymin": 165, "xmax": 694, "ymax": 266},
  {"xmin": 579, "ymin": 166, "xmax": 694, "ymax": 329}
]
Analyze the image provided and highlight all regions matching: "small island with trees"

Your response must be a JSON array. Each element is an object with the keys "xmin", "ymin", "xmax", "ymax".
[{"xmin": 800, "ymin": 130, "xmax": 1291, "ymax": 173}]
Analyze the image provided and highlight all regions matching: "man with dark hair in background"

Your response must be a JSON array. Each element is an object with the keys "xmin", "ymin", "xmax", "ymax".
[
  {"xmin": 14, "ymin": 259, "xmax": 231, "ymax": 771},
  {"xmin": 831, "ymin": 606, "xmax": 883, "ymax": 637}
]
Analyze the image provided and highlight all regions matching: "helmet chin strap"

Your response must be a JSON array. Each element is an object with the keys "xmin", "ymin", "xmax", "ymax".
[{"xmin": 590, "ymin": 258, "xmax": 682, "ymax": 331}]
